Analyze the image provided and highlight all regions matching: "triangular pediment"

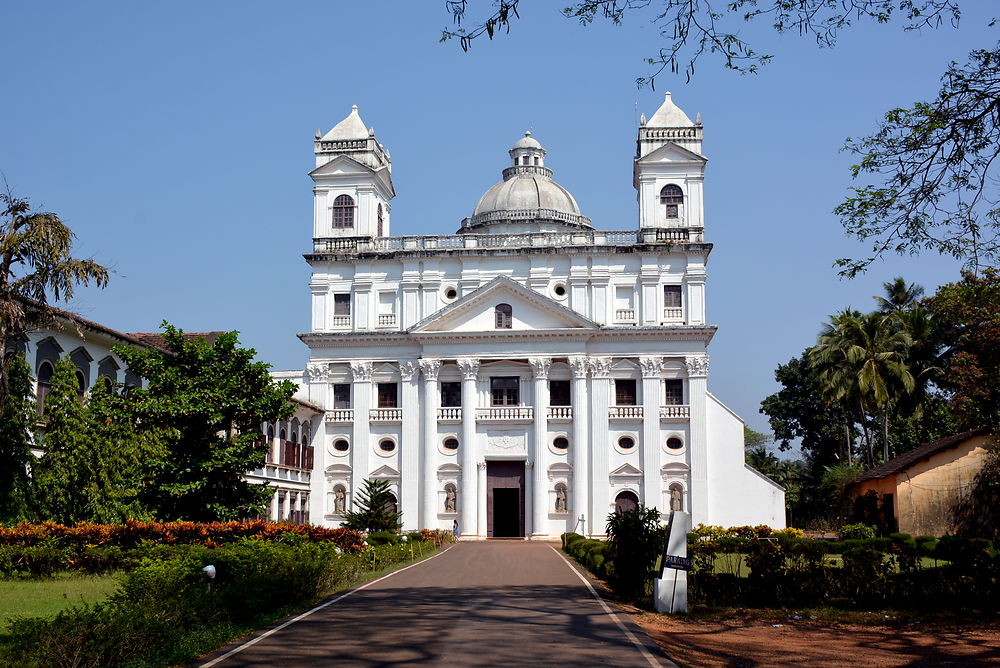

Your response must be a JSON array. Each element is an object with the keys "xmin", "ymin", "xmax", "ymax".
[
  {"xmin": 636, "ymin": 142, "xmax": 706, "ymax": 164},
  {"xmin": 369, "ymin": 464, "xmax": 400, "ymax": 479},
  {"xmin": 309, "ymin": 154, "xmax": 376, "ymax": 177},
  {"xmin": 410, "ymin": 276, "xmax": 600, "ymax": 334},
  {"xmin": 610, "ymin": 463, "xmax": 643, "ymax": 478}
]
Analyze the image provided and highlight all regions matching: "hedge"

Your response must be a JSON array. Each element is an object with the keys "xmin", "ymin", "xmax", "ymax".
[{"xmin": 2, "ymin": 539, "xmax": 434, "ymax": 667}]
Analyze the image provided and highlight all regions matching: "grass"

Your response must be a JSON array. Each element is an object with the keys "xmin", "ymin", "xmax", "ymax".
[{"xmin": 0, "ymin": 573, "xmax": 121, "ymax": 632}]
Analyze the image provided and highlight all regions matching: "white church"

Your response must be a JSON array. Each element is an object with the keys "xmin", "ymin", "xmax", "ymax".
[{"xmin": 286, "ymin": 94, "xmax": 785, "ymax": 538}]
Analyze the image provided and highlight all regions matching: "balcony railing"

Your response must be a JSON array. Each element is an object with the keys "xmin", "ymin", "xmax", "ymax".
[
  {"xmin": 609, "ymin": 406, "xmax": 644, "ymax": 419},
  {"xmin": 369, "ymin": 408, "xmax": 402, "ymax": 422},
  {"xmin": 614, "ymin": 308, "xmax": 636, "ymax": 323},
  {"xmin": 659, "ymin": 405, "xmax": 691, "ymax": 420},
  {"xmin": 663, "ymin": 307, "xmax": 684, "ymax": 322},
  {"xmin": 476, "ymin": 407, "xmax": 533, "ymax": 422},
  {"xmin": 437, "ymin": 407, "xmax": 462, "ymax": 422},
  {"xmin": 546, "ymin": 406, "xmax": 573, "ymax": 420},
  {"xmin": 331, "ymin": 315, "xmax": 351, "ymax": 328},
  {"xmin": 377, "ymin": 313, "xmax": 396, "ymax": 327},
  {"xmin": 325, "ymin": 409, "xmax": 354, "ymax": 423}
]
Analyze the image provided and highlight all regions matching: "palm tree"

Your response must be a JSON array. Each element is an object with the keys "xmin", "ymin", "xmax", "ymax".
[
  {"xmin": 809, "ymin": 310, "xmax": 915, "ymax": 466},
  {"xmin": 876, "ymin": 276, "xmax": 924, "ymax": 313}
]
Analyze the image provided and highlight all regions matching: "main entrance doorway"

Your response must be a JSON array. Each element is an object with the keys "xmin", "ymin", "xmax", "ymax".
[{"xmin": 486, "ymin": 461, "xmax": 525, "ymax": 537}]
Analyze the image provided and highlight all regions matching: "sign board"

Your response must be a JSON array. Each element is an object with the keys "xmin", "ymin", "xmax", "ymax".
[{"xmin": 663, "ymin": 555, "xmax": 691, "ymax": 571}]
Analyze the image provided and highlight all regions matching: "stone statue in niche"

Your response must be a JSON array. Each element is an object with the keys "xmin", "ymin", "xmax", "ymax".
[
  {"xmin": 445, "ymin": 486, "xmax": 457, "ymax": 513},
  {"xmin": 669, "ymin": 486, "xmax": 683, "ymax": 511},
  {"xmin": 334, "ymin": 487, "xmax": 346, "ymax": 514},
  {"xmin": 555, "ymin": 486, "xmax": 568, "ymax": 513}
]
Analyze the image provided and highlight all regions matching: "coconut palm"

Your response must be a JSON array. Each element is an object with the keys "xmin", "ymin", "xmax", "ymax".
[{"xmin": 876, "ymin": 276, "xmax": 925, "ymax": 313}]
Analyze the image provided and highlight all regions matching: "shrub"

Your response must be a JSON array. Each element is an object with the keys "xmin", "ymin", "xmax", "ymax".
[
  {"xmin": 605, "ymin": 505, "xmax": 664, "ymax": 602},
  {"xmin": 840, "ymin": 523, "xmax": 877, "ymax": 540}
]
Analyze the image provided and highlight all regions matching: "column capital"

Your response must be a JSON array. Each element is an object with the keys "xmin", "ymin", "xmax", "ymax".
[
  {"xmin": 528, "ymin": 357, "xmax": 552, "ymax": 379},
  {"xmin": 306, "ymin": 361, "xmax": 330, "ymax": 383},
  {"xmin": 350, "ymin": 361, "xmax": 373, "ymax": 382},
  {"xmin": 588, "ymin": 356, "xmax": 613, "ymax": 378},
  {"xmin": 477, "ymin": 461, "xmax": 487, "ymax": 471},
  {"xmin": 419, "ymin": 358, "xmax": 442, "ymax": 380},
  {"xmin": 399, "ymin": 360, "xmax": 419, "ymax": 381},
  {"xmin": 525, "ymin": 460, "xmax": 534, "ymax": 470},
  {"xmin": 685, "ymin": 355, "xmax": 710, "ymax": 378},
  {"xmin": 457, "ymin": 358, "xmax": 480, "ymax": 380},
  {"xmin": 568, "ymin": 356, "xmax": 590, "ymax": 379},
  {"xmin": 639, "ymin": 356, "xmax": 664, "ymax": 378}
]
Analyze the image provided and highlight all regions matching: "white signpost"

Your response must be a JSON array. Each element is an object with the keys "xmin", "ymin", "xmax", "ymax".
[{"xmin": 654, "ymin": 510, "xmax": 691, "ymax": 614}]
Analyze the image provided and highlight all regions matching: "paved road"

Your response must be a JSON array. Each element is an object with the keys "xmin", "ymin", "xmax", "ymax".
[{"xmin": 198, "ymin": 542, "xmax": 673, "ymax": 667}]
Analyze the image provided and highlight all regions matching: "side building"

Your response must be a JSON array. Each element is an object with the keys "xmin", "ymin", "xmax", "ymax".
[{"xmin": 297, "ymin": 97, "xmax": 785, "ymax": 537}]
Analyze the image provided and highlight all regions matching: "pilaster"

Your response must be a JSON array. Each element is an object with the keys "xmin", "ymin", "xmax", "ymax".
[
  {"xmin": 458, "ymin": 358, "xmax": 481, "ymax": 537},
  {"xmin": 419, "ymin": 358, "xmax": 442, "ymax": 529},
  {"xmin": 640, "ymin": 356, "xmax": 664, "ymax": 515},
  {"xmin": 529, "ymin": 357, "xmax": 551, "ymax": 538},
  {"xmin": 686, "ymin": 355, "xmax": 710, "ymax": 525},
  {"xmin": 477, "ymin": 461, "xmax": 488, "ymax": 537},
  {"xmin": 350, "ymin": 361, "xmax": 373, "ymax": 508},
  {"xmin": 589, "ymin": 356, "xmax": 612, "ymax": 536},
  {"xmin": 400, "ymin": 360, "xmax": 420, "ymax": 531},
  {"xmin": 569, "ymin": 356, "xmax": 590, "ymax": 535}
]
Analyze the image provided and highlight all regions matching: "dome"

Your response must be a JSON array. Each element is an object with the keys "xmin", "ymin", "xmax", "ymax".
[{"xmin": 461, "ymin": 133, "xmax": 591, "ymax": 233}]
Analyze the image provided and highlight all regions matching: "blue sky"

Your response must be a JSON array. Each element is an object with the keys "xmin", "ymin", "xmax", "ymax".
[{"xmin": 3, "ymin": 2, "xmax": 994, "ymax": 438}]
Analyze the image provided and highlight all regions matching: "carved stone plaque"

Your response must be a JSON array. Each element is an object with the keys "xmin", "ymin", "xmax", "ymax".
[{"xmin": 486, "ymin": 430, "xmax": 526, "ymax": 453}]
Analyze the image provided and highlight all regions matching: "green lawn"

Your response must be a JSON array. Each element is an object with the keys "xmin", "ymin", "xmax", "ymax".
[{"xmin": 0, "ymin": 574, "xmax": 121, "ymax": 631}]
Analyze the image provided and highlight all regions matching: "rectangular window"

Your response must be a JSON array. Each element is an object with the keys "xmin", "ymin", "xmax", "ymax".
[
  {"xmin": 378, "ymin": 292, "xmax": 395, "ymax": 314},
  {"xmin": 664, "ymin": 285, "xmax": 682, "ymax": 308},
  {"xmin": 615, "ymin": 379, "xmax": 637, "ymax": 406},
  {"xmin": 490, "ymin": 377, "xmax": 520, "ymax": 406},
  {"xmin": 333, "ymin": 383, "xmax": 351, "ymax": 409},
  {"xmin": 615, "ymin": 286, "xmax": 634, "ymax": 309},
  {"xmin": 333, "ymin": 293, "xmax": 351, "ymax": 316},
  {"xmin": 549, "ymin": 380, "xmax": 571, "ymax": 406},
  {"xmin": 377, "ymin": 382, "xmax": 398, "ymax": 408},
  {"xmin": 440, "ymin": 382, "xmax": 461, "ymax": 408},
  {"xmin": 665, "ymin": 203, "xmax": 679, "ymax": 218},
  {"xmin": 664, "ymin": 379, "xmax": 684, "ymax": 405}
]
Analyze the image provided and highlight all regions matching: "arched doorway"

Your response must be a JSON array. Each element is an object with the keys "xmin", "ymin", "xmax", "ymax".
[{"xmin": 614, "ymin": 490, "xmax": 639, "ymax": 513}]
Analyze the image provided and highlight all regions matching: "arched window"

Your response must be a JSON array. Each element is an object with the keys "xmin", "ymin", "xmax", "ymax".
[
  {"xmin": 495, "ymin": 303, "xmax": 513, "ymax": 329},
  {"xmin": 659, "ymin": 184, "xmax": 683, "ymax": 218},
  {"xmin": 37, "ymin": 361, "xmax": 54, "ymax": 410},
  {"xmin": 267, "ymin": 425, "xmax": 275, "ymax": 441},
  {"xmin": 615, "ymin": 490, "xmax": 639, "ymax": 514},
  {"xmin": 332, "ymin": 194, "xmax": 355, "ymax": 228},
  {"xmin": 377, "ymin": 203, "xmax": 384, "ymax": 237},
  {"xmin": 384, "ymin": 492, "xmax": 399, "ymax": 516},
  {"xmin": 75, "ymin": 369, "xmax": 86, "ymax": 401}
]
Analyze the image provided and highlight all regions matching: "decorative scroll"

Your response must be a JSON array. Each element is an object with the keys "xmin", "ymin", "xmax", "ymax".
[
  {"xmin": 529, "ymin": 357, "xmax": 552, "ymax": 379},
  {"xmin": 685, "ymin": 355, "xmax": 710, "ymax": 378},
  {"xmin": 588, "ymin": 356, "xmax": 613, "ymax": 378},
  {"xmin": 306, "ymin": 362, "xmax": 330, "ymax": 383},
  {"xmin": 399, "ymin": 360, "xmax": 419, "ymax": 381},
  {"xmin": 639, "ymin": 356, "xmax": 664, "ymax": 378},
  {"xmin": 457, "ymin": 358, "xmax": 480, "ymax": 380},
  {"xmin": 350, "ymin": 361, "xmax": 373, "ymax": 382},
  {"xmin": 419, "ymin": 358, "xmax": 442, "ymax": 381},
  {"xmin": 568, "ymin": 356, "xmax": 589, "ymax": 379}
]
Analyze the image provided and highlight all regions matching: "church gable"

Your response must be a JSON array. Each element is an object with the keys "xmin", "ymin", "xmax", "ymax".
[
  {"xmin": 308, "ymin": 154, "xmax": 376, "ymax": 178},
  {"xmin": 636, "ymin": 142, "xmax": 706, "ymax": 165},
  {"xmin": 410, "ymin": 276, "xmax": 599, "ymax": 334}
]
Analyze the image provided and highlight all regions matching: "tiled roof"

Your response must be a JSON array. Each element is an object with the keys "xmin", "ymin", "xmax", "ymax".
[
  {"xmin": 852, "ymin": 427, "xmax": 993, "ymax": 484},
  {"xmin": 22, "ymin": 299, "xmax": 159, "ymax": 350},
  {"xmin": 126, "ymin": 331, "xmax": 226, "ymax": 351},
  {"xmin": 291, "ymin": 396, "xmax": 324, "ymax": 413}
]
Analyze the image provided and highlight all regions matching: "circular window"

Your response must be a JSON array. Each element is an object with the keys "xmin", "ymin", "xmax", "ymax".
[
  {"xmin": 551, "ymin": 283, "xmax": 568, "ymax": 299},
  {"xmin": 378, "ymin": 438, "xmax": 396, "ymax": 453},
  {"xmin": 617, "ymin": 436, "xmax": 636, "ymax": 451},
  {"xmin": 553, "ymin": 436, "xmax": 569, "ymax": 451},
  {"xmin": 333, "ymin": 439, "xmax": 350, "ymax": 452},
  {"xmin": 666, "ymin": 437, "xmax": 684, "ymax": 451},
  {"xmin": 444, "ymin": 286, "xmax": 458, "ymax": 301},
  {"xmin": 443, "ymin": 437, "xmax": 459, "ymax": 451}
]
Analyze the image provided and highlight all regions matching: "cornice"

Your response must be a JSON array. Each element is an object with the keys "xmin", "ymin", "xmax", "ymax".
[{"xmin": 303, "ymin": 242, "xmax": 714, "ymax": 263}]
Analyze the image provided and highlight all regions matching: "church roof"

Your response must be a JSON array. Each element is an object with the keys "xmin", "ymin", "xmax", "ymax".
[
  {"xmin": 321, "ymin": 105, "xmax": 369, "ymax": 141},
  {"xmin": 647, "ymin": 92, "xmax": 695, "ymax": 127},
  {"xmin": 513, "ymin": 130, "xmax": 542, "ymax": 149}
]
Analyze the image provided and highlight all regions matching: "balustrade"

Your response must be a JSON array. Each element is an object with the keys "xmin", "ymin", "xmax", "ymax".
[
  {"xmin": 546, "ymin": 406, "xmax": 573, "ymax": 420},
  {"xmin": 369, "ymin": 408, "xmax": 403, "ymax": 422},
  {"xmin": 331, "ymin": 315, "xmax": 351, "ymax": 328},
  {"xmin": 476, "ymin": 406, "xmax": 533, "ymax": 422},
  {"xmin": 663, "ymin": 307, "xmax": 684, "ymax": 321},
  {"xmin": 437, "ymin": 407, "xmax": 462, "ymax": 422},
  {"xmin": 614, "ymin": 308, "xmax": 636, "ymax": 323},
  {"xmin": 325, "ymin": 409, "xmax": 354, "ymax": 423},
  {"xmin": 659, "ymin": 405, "xmax": 691, "ymax": 420},
  {"xmin": 377, "ymin": 313, "xmax": 396, "ymax": 327},
  {"xmin": 609, "ymin": 406, "xmax": 644, "ymax": 419}
]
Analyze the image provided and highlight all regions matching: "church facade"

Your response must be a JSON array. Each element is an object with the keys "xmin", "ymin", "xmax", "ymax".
[{"xmin": 295, "ymin": 96, "xmax": 784, "ymax": 538}]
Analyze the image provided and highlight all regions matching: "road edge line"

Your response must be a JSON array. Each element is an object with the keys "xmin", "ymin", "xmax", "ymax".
[
  {"xmin": 550, "ymin": 546, "xmax": 676, "ymax": 668},
  {"xmin": 201, "ymin": 545, "xmax": 453, "ymax": 667}
]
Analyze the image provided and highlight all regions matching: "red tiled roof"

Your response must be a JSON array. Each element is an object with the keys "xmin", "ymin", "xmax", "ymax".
[
  {"xmin": 852, "ymin": 427, "xmax": 993, "ymax": 484},
  {"xmin": 126, "ymin": 331, "xmax": 226, "ymax": 351}
]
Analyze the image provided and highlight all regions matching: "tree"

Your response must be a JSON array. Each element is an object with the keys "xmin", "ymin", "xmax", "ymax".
[
  {"xmin": 342, "ymin": 479, "xmax": 402, "ymax": 533},
  {"xmin": 952, "ymin": 436, "xmax": 1000, "ymax": 540},
  {"xmin": 443, "ymin": 0, "xmax": 960, "ymax": 84},
  {"xmin": 837, "ymin": 45, "xmax": 1000, "ymax": 277},
  {"xmin": 114, "ymin": 323, "xmax": 295, "ymax": 522},
  {"xmin": 0, "ymin": 353, "xmax": 35, "ymax": 523},
  {"xmin": 0, "ymin": 189, "xmax": 108, "ymax": 400},
  {"xmin": 605, "ymin": 503, "xmax": 663, "ymax": 601},
  {"xmin": 927, "ymin": 269, "xmax": 1000, "ymax": 428},
  {"xmin": 820, "ymin": 462, "xmax": 867, "ymax": 526}
]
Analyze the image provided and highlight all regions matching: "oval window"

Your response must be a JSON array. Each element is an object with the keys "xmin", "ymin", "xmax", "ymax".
[
  {"xmin": 333, "ymin": 439, "xmax": 350, "ymax": 452},
  {"xmin": 443, "ymin": 437, "xmax": 459, "ymax": 451},
  {"xmin": 666, "ymin": 437, "xmax": 683, "ymax": 451},
  {"xmin": 378, "ymin": 439, "xmax": 396, "ymax": 453},
  {"xmin": 618, "ymin": 436, "xmax": 635, "ymax": 451},
  {"xmin": 553, "ymin": 437, "xmax": 569, "ymax": 451}
]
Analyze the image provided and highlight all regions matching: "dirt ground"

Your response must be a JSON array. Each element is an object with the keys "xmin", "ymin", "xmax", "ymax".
[{"xmin": 632, "ymin": 611, "xmax": 1000, "ymax": 667}]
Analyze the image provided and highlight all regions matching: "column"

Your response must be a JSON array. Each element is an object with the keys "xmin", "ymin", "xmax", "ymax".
[
  {"xmin": 270, "ymin": 489, "xmax": 279, "ymax": 522},
  {"xmin": 305, "ymin": 362, "xmax": 330, "ymax": 525},
  {"xmin": 686, "ymin": 355, "xmax": 710, "ymax": 525},
  {"xmin": 400, "ymin": 360, "xmax": 420, "ymax": 532},
  {"xmin": 589, "ymin": 357, "xmax": 612, "ymax": 537},
  {"xmin": 524, "ymin": 460, "xmax": 534, "ymax": 538},
  {"xmin": 641, "ymin": 357, "xmax": 664, "ymax": 515},
  {"xmin": 569, "ymin": 356, "xmax": 590, "ymax": 535},
  {"xmin": 458, "ymin": 358, "xmax": 481, "ymax": 537},
  {"xmin": 477, "ymin": 461, "xmax": 488, "ymax": 537},
  {"xmin": 529, "ymin": 357, "xmax": 551, "ymax": 538},
  {"xmin": 419, "ymin": 359, "xmax": 442, "ymax": 530},
  {"xmin": 350, "ymin": 361, "xmax": 373, "ymax": 510}
]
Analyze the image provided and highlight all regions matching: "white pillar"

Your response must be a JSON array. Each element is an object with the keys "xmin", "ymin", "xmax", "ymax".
[
  {"xmin": 270, "ymin": 490, "xmax": 279, "ymax": 521},
  {"xmin": 477, "ymin": 461, "xmax": 488, "ymax": 536},
  {"xmin": 530, "ymin": 357, "xmax": 551, "ymax": 538},
  {"xmin": 350, "ymin": 361, "xmax": 373, "ymax": 510},
  {"xmin": 589, "ymin": 357, "xmax": 612, "ymax": 537},
  {"xmin": 458, "ymin": 358, "xmax": 480, "ymax": 537},
  {"xmin": 420, "ymin": 359, "xmax": 442, "ymax": 530},
  {"xmin": 641, "ymin": 357, "xmax": 664, "ymax": 515},
  {"xmin": 400, "ymin": 360, "xmax": 420, "ymax": 532},
  {"xmin": 569, "ymin": 356, "xmax": 590, "ymax": 536},
  {"xmin": 525, "ymin": 460, "xmax": 534, "ymax": 538},
  {"xmin": 686, "ymin": 356, "xmax": 710, "ymax": 525}
]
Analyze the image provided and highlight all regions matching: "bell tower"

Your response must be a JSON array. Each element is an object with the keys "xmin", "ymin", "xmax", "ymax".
[
  {"xmin": 310, "ymin": 105, "xmax": 395, "ymax": 239},
  {"xmin": 633, "ymin": 93, "xmax": 706, "ymax": 233}
]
